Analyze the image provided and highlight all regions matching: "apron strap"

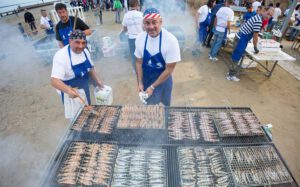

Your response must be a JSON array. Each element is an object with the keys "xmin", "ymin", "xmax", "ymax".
[{"xmin": 68, "ymin": 46, "xmax": 89, "ymax": 68}]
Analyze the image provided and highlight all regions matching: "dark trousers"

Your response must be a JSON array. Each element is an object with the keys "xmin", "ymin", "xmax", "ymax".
[
  {"xmin": 29, "ymin": 21, "xmax": 36, "ymax": 31},
  {"xmin": 99, "ymin": 10, "xmax": 103, "ymax": 24}
]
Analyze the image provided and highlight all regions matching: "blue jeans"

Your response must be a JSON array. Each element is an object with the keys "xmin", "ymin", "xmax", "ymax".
[
  {"xmin": 115, "ymin": 9, "xmax": 121, "ymax": 23},
  {"xmin": 210, "ymin": 30, "xmax": 225, "ymax": 58},
  {"xmin": 128, "ymin": 38, "xmax": 136, "ymax": 72}
]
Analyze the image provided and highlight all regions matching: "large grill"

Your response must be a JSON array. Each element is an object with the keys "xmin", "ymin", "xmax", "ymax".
[{"xmin": 41, "ymin": 105, "xmax": 298, "ymax": 187}]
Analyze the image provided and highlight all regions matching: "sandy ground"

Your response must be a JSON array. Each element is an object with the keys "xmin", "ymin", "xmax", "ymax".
[{"xmin": 0, "ymin": 5, "xmax": 299, "ymax": 187}]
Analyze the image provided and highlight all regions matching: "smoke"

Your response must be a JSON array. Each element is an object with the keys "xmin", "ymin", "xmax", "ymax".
[
  {"xmin": 142, "ymin": 0, "xmax": 196, "ymax": 48},
  {"xmin": 0, "ymin": 15, "xmax": 68, "ymax": 187}
]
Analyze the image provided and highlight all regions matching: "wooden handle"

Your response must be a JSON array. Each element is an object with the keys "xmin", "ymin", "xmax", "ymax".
[{"xmin": 73, "ymin": 9, "xmax": 78, "ymax": 31}]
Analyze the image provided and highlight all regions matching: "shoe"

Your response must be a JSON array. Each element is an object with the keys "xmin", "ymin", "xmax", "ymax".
[
  {"xmin": 212, "ymin": 57, "xmax": 218, "ymax": 61},
  {"xmin": 226, "ymin": 75, "xmax": 240, "ymax": 82},
  {"xmin": 209, "ymin": 56, "xmax": 213, "ymax": 60}
]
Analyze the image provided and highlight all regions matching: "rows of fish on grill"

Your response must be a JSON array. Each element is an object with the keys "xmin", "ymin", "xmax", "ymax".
[
  {"xmin": 117, "ymin": 105, "xmax": 164, "ymax": 129},
  {"xmin": 112, "ymin": 148, "xmax": 167, "ymax": 187},
  {"xmin": 178, "ymin": 147, "xmax": 231, "ymax": 186},
  {"xmin": 214, "ymin": 111, "xmax": 264, "ymax": 137},
  {"xmin": 57, "ymin": 142, "xmax": 117, "ymax": 186},
  {"xmin": 72, "ymin": 106, "xmax": 119, "ymax": 134},
  {"xmin": 168, "ymin": 111, "xmax": 219, "ymax": 142},
  {"xmin": 224, "ymin": 145, "xmax": 293, "ymax": 186}
]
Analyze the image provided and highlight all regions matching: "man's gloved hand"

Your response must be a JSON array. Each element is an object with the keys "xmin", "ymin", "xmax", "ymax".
[{"xmin": 254, "ymin": 46, "xmax": 259, "ymax": 54}]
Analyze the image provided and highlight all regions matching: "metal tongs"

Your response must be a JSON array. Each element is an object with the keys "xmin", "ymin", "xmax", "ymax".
[{"xmin": 75, "ymin": 89, "xmax": 99, "ymax": 116}]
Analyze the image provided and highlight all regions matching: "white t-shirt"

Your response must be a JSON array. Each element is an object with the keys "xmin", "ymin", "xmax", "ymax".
[
  {"xmin": 122, "ymin": 10, "xmax": 143, "ymax": 39},
  {"xmin": 51, "ymin": 45, "xmax": 94, "ymax": 81},
  {"xmin": 40, "ymin": 16, "xmax": 51, "ymax": 29},
  {"xmin": 215, "ymin": 7, "xmax": 234, "ymax": 32},
  {"xmin": 134, "ymin": 28, "xmax": 181, "ymax": 64},
  {"xmin": 197, "ymin": 5, "xmax": 211, "ymax": 23},
  {"xmin": 273, "ymin": 7, "xmax": 282, "ymax": 21},
  {"xmin": 252, "ymin": 1, "xmax": 261, "ymax": 11}
]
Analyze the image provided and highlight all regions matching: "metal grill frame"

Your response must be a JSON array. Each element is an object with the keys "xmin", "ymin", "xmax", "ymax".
[
  {"xmin": 176, "ymin": 145, "xmax": 236, "ymax": 187},
  {"xmin": 222, "ymin": 143, "xmax": 298, "ymax": 187},
  {"xmin": 165, "ymin": 106, "xmax": 271, "ymax": 144},
  {"xmin": 70, "ymin": 105, "xmax": 121, "ymax": 140},
  {"xmin": 40, "ymin": 106, "xmax": 298, "ymax": 187},
  {"xmin": 112, "ymin": 146, "xmax": 168, "ymax": 187},
  {"xmin": 214, "ymin": 110, "xmax": 265, "ymax": 137},
  {"xmin": 50, "ymin": 140, "xmax": 119, "ymax": 187},
  {"xmin": 116, "ymin": 105, "xmax": 165, "ymax": 130}
]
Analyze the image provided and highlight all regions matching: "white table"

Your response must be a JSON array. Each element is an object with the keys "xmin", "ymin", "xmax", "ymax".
[{"xmin": 237, "ymin": 44, "xmax": 296, "ymax": 77}]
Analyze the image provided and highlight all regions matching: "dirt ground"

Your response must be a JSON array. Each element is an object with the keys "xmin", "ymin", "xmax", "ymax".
[{"xmin": 0, "ymin": 5, "xmax": 299, "ymax": 187}]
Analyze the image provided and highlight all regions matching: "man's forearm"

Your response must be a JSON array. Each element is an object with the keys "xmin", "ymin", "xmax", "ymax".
[
  {"xmin": 151, "ymin": 63, "xmax": 176, "ymax": 88},
  {"xmin": 51, "ymin": 77, "xmax": 70, "ymax": 94},
  {"xmin": 136, "ymin": 58, "xmax": 143, "ymax": 85},
  {"xmin": 84, "ymin": 29, "xmax": 92, "ymax": 36},
  {"xmin": 253, "ymin": 32, "xmax": 258, "ymax": 47}
]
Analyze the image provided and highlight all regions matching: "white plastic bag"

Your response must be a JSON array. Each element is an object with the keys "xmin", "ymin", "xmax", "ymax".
[
  {"xmin": 64, "ymin": 89, "xmax": 87, "ymax": 119},
  {"xmin": 94, "ymin": 85, "xmax": 113, "ymax": 105}
]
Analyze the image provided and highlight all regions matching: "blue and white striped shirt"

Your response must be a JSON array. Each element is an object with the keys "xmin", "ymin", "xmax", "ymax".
[{"xmin": 240, "ymin": 14, "xmax": 262, "ymax": 35}]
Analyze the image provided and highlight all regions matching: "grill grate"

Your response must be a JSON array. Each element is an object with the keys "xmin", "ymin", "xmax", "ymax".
[
  {"xmin": 55, "ymin": 141, "xmax": 118, "ymax": 186},
  {"xmin": 177, "ymin": 146, "xmax": 235, "ymax": 187},
  {"xmin": 168, "ymin": 110, "xmax": 220, "ymax": 142},
  {"xmin": 117, "ymin": 105, "xmax": 165, "ymax": 129},
  {"xmin": 223, "ymin": 145, "xmax": 294, "ymax": 186},
  {"xmin": 214, "ymin": 111, "xmax": 265, "ymax": 137},
  {"xmin": 112, "ymin": 147, "xmax": 167, "ymax": 187},
  {"xmin": 71, "ymin": 106, "xmax": 120, "ymax": 135},
  {"xmin": 166, "ymin": 107, "xmax": 270, "ymax": 144}
]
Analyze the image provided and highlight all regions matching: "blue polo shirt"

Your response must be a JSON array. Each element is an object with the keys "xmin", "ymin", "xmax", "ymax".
[{"xmin": 243, "ymin": 11, "xmax": 256, "ymax": 22}]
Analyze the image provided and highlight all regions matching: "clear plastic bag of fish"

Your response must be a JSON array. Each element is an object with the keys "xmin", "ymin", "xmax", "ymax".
[
  {"xmin": 139, "ymin": 92, "xmax": 149, "ymax": 105},
  {"xmin": 94, "ymin": 85, "xmax": 113, "ymax": 105}
]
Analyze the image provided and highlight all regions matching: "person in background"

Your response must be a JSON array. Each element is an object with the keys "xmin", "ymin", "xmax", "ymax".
[
  {"xmin": 252, "ymin": 0, "xmax": 261, "ymax": 12},
  {"xmin": 228, "ymin": 6, "xmax": 263, "ymax": 82},
  {"xmin": 204, "ymin": 0, "xmax": 225, "ymax": 48},
  {"xmin": 261, "ymin": 7, "xmax": 274, "ymax": 31},
  {"xmin": 24, "ymin": 9, "xmax": 38, "ymax": 32},
  {"xmin": 209, "ymin": 0, "xmax": 234, "ymax": 61},
  {"xmin": 135, "ymin": 8, "xmax": 181, "ymax": 106},
  {"xmin": 124, "ymin": 0, "xmax": 129, "ymax": 13},
  {"xmin": 113, "ymin": 0, "xmax": 123, "ymax": 23},
  {"xmin": 51, "ymin": 30, "xmax": 105, "ymax": 119},
  {"xmin": 40, "ymin": 9, "xmax": 55, "ymax": 40},
  {"xmin": 18, "ymin": 22, "xmax": 32, "ymax": 41},
  {"xmin": 94, "ymin": 0, "xmax": 105, "ymax": 24},
  {"xmin": 268, "ymin": 2, "xmax": 282, "ymax": 31},
  {"xmin": 196, "ymin": 0, "xmax": 215, "ymax": 45},
  {"xmin": 121, "ymin": 0, "xmax": 143, "ymax": 73},
  {"xmin": 266, "ymin": 3, "xmax": 275, "ymax": 31},
  {"xmin": 55, "ymin": 3, "xmax": 92, "ymax": 48},
  {"xmin": 192, "ymin": 0, "xmax": 215, "ymax": 56},
  {"xmin": 243, "ymin": 3, "xmax": 256, "ymax": 23},
  {"xmin": 289, "ymin": 4, "xmax": 300, "ymax": 41}
]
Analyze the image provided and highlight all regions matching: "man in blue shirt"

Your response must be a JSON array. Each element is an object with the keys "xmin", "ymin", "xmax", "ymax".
[
  {"xmin": 204, "ymin": 0, "xmax": 224, "ymax": 47},
  {"xmin": 243, "ymin": 3, "xmax": 256, "ymax": 23},
  {"xmin": 227, "ymin": 6, "xmax": 263, "ymax": 82}
]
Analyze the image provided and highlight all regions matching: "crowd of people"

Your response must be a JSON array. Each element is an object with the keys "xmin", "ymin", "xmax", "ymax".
[{"xmin": 14, "ymin": 0, "xmax": 300, "ymax": 119}]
